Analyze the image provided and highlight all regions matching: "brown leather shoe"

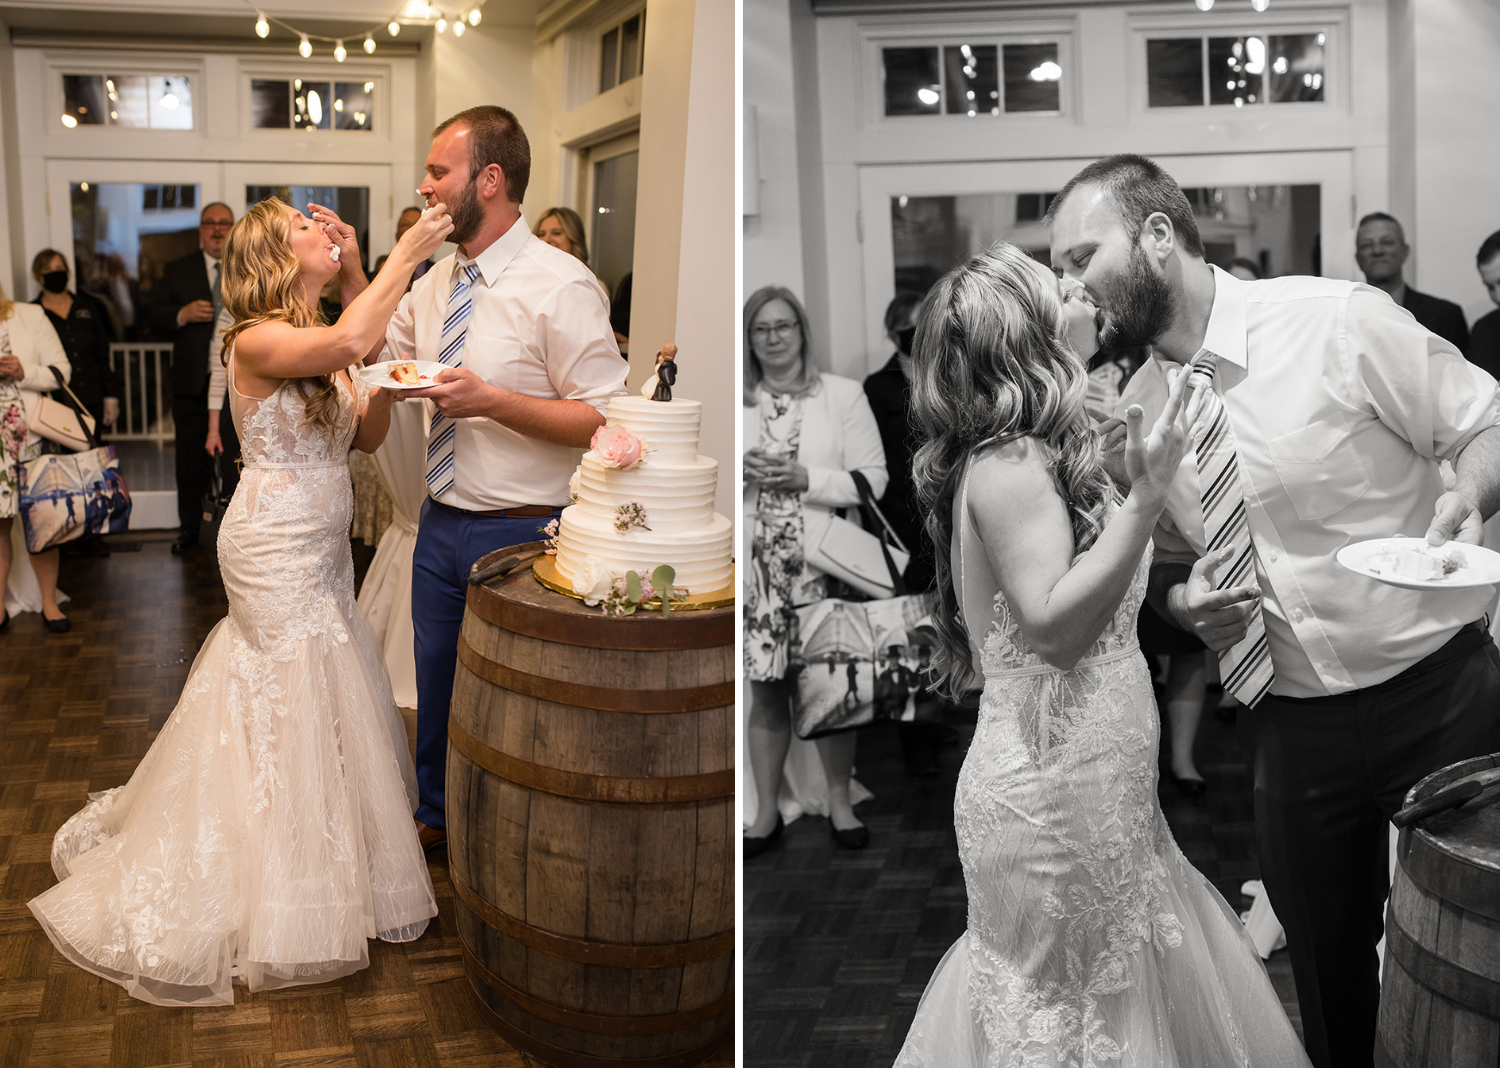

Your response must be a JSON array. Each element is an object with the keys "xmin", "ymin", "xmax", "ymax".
[{"xmin": 415, "ymin": 819, "xmax": 447, "ymax": 853}]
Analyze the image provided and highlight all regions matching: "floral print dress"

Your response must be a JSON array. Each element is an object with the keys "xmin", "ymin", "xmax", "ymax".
[
  {"xmin": 0, "ymin": 319, "xmax": 42, "ymax": 520},
  {"xmin": 744, "ymin": 391, "xmax": 831, "ymax": 681}
]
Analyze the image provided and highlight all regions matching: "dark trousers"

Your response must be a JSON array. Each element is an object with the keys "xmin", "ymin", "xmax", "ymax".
[
  {"xmin": 1239, "ymin": 622, "xmax": 1500, "ymax": 1068},
  {"xmin": 173, "ymin": 389, "xmax": 240, "ymax": 533},
  {"xmin": 411, "ymin": 498, "xmax": 559, "ymax": 829}
]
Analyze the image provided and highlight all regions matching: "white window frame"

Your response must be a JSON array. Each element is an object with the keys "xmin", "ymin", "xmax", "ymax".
[
  {"xmin": 46, "ymin": 56, "xmax": 204, "ymax": 139},
  {"xmin": 1131, "ymin": 7, "xmax": 1347, "ymax": 121},
  {"xmin": 236, "ymin": 62, "xmax": 391, "ymax": 145},
  {"xmin": 858, "ymin": 17, "xmax": 1075, "ymax": 130}
]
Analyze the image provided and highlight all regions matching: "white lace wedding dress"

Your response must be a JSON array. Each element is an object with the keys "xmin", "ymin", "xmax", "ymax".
[
  {"xmin": 893, "ymin": 460, "xmax": 1311, "ymax": 1067},
  {"xmin": 28, "ymin": 363, "xmax": 437, "ymax": 1007}
]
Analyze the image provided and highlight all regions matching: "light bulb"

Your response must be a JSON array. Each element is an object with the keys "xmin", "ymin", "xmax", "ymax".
[
  {"xmin": 1251, "ymin": 0, "xmax": 1269, "ymax": 8},
  {"xmin": 364, "ymin": 34, "xmax": 376, "ymax": 53},
  {"xmin": 364, "ymin": 81, "xmax": 374, "ymax": 92},
  {"xmin": 255, "ymin": 11, "xmax": 269, "ymax": 37},
  {"xmin": 298, "ymin": 34, "xmax": 312, "ymax": 58},
  {"xmin": 453, "ymin": 19, "xmax": 465, "ymax": 36},
  {"xmin": 334, "ymin": 39, "xmax": 347, "ymax": 62},
  {"xmin": 468, "ymin": 7, "xmax": 481, "ymax": 25},
  {"xmin": 436, "ymin": 16, "xmax": 448, "ymax": 33},
  {"xmin": 388, "ymin": 20, "xmax": 400, "ymax": 35},
  {"xmin": 1195, "ymin": 0, "xmax": 1214, "ymax": 9},
  {"xmin": 61, "ymin": 114, "xmax": 78, "ymax": 128}
]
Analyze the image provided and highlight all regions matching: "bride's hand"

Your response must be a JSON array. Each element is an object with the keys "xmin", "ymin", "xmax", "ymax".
[
  {"xmin": 395, "ymin": 203, "xmax": 454, "ymax": 264},
  {"xmin": 1123, "ymin": 364, "xmax": 1198, "ymax": 510},
  {"xmin": 307, "ymin": 202, "xmax": 360, "ymax": 269}
]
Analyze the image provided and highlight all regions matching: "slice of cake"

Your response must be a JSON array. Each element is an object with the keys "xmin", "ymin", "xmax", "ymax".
[{"xmin": 553, "ymin": 395, "xmax": 733, "ymax": 594}]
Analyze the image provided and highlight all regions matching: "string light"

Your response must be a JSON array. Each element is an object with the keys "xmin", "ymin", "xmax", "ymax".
[
  {"xmin": 1250, "ymin": 0, "xmax": 1269, "ymax": 9},
  {"xmin": 453, "ymin": 19, "xmax": 465, "ymax": 37},
  {"xmin": 298, "ymin": 33, "xmax": 312, "ymax": 57},
  {"xmin": 468, "ymin": 7, "xmax": 481, "ymax": 25},
  {"xmin": 1195, "ymin": 0, "xmax": 1214, "ymax": 9},
  {"xmin": 388, "ymin": 20, "xmax": 400, "ymax": 35},
  {"xmin": 255, "ymin": 10, "xmax": 269, "ymax": 36},
  {"xmin": 436, "ymin": 15, "xmax": 448, "ymax": 33},
  {"xmin": 239, "ymin": 1, "xmax": 463, "ymax": 57},
  {"xmin": 334, "ymin": 38, "xmax": 347, "ymax": 61},
  {"xmin": 364, "ymin": 33, "xmax": 376, "ymax": 53}
]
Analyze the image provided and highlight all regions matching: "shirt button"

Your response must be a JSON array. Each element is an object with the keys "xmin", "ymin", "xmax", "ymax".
[
  {"xmin": 1292, "ymin": 608, "xmax": 1305, "ymax": 623},
  {"xmin": 1268, "ymin": 548, "xmax": 1280, "ymax": 563}
]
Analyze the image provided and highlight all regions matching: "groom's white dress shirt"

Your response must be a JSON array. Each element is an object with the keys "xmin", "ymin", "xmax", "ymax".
[
  {"xmin": 1118, "ymin": 266, "xmax": 1500, "ymax": 699},
  {"xmin": 382, "ymin": 213, "xmax": 627, "ymax": 512}
]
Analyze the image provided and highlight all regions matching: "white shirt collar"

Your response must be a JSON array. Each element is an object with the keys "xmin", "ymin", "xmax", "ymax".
[
  {"xmin": 455, "ymin": 213, "xmax": 530, "ymax": 288},
  {"xmin": 1201, "ymin": 264, "xmax": 1249, "ymax": 369}
]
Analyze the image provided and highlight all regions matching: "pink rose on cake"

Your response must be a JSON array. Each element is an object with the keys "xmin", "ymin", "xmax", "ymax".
[{"xmin": 590, "ymin": 425, "xmax": 646, "ymax": 469}]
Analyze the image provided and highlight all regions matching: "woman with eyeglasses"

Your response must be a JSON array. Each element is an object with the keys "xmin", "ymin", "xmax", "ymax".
[{"xmin": 742, "ymin": 286, "xmax": 888, "ymax": 857}]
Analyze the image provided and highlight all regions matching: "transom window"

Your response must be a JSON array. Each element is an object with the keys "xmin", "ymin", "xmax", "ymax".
[
  {"xmin": 61, "ymin": 74, "xmax": 193, "ymax": 130},
  {"xmin": 881, "ymin": 41, "xmax": 1063, "ymax": 118},
  {"xmin": 251, "ymin": 78, "xmax": 374, "ymax": 131},
  {"xmin": 1147, "ymin": 32, "xmax": 1326, "ymax": 108},
  {"xmin": 599, "ymin": 10, "xmax": 645, "ymax": 94}
]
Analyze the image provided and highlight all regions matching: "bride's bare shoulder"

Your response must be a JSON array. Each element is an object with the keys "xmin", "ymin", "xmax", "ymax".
[{"xmin": 969, "ymin": 437, "xmax": 1055, "ymax": 499}]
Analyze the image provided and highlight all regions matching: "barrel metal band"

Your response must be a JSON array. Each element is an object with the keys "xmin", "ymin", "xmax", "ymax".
[
  {"xmin": 1401, "ymin": 827, "xmax": 1500, "ymax": 924},
  {"xmin": 450, "ymin": 867, "xmax": 734, "ymax": 968},
  {"xmin": 457, "ymin": 636, "xmax": 733, "ymax": 713},
  {"xmin": 466, "ymin": 581, "xmax": 734, "ymax": 651},
  {"xmin": 459, "ymin": 942, "xmax": 732, "ymax": 1035},
  {"xmin": 466, "ymin": 989, "xmax": 730, "ymax": 1068},
  {"xmin": 448, "ymin": 717, "xmax": 734, "ymax": 805},
  {"xmin": 1385, "ymin": 915, "xmax": 1500, "ymax": 1017}
]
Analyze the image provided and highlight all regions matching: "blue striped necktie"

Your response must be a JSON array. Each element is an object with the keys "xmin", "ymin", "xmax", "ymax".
[
  {"xmin": 425, "ymin": 262, "xmax": 480, "ymax": 498},
  {"xmin": 1190, "ymin": 351, "xmax": 1275, "ymax": 707}
]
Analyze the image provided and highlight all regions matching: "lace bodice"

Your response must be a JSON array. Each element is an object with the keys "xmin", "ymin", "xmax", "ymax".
[{"xmin": 230, "ymin": 361, "xmax": 367, "ymax": 466}]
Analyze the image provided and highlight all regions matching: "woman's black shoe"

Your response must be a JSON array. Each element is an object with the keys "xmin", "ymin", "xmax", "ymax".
[
  {"xmin": 44, "ymin": 614, "xmax": 71, "ymax": 634},
  {"xmin": 743, "ymin": 815, "xmax": 783, "ymax": 860},
  {"xmin": 831, "ymin": 820, "xmax": 869, "ymax": 849},
  {"xmin": 0, "ymin": 610, "xmax": 9, "ymax": 633},
  {"xmin": 1170, "ymin": 771, "xmax": 1207, "ymax": 797}
]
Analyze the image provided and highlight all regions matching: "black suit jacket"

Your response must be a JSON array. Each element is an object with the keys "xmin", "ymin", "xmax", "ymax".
[
  {"xmin": 863, "ymin": 352, "xmax": 935, "ymax": 593},
  {"xmin": 148, "ymin": 253, "xmax": 216, "ymax": 397},
  {"xmin": 1401, "ymin": 286, "xmax": 1470, "ymax": 353},
  {"xmin": 1469, "ymin": 308, "xmax": 1500, "ymax": 381}
]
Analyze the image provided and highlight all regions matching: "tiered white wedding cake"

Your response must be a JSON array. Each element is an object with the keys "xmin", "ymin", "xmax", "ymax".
[{"xmin": 553, "ymin": 395, "xmax": 733, "ymax": 594}]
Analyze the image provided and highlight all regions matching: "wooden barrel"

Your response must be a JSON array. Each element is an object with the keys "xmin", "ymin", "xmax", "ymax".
[
  {"xmin": 447, "ymin": 545, "xmax": 734, "ymax": 1068},
  {"xmin": 1376, "ymin": 753, "xmax": 1500, "ymax": 1067}
]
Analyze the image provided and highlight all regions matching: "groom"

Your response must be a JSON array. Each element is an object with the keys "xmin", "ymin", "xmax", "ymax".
[
  {"xmin": 386, "ymin": 106, "xmax": 627, "ymax": 851},
  {"xmin": 1048, "ymin": 154, "xmax": 1500, "ymax": 1068}
]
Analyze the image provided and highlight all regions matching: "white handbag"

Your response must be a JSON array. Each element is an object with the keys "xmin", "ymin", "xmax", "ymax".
[
  {"xmin": 803, "ymin": 471, "xmax": 911, "ymax": 599},
  {"xmin": 23, "ymin": 367, "xmax": 96, "ymax": 452}
]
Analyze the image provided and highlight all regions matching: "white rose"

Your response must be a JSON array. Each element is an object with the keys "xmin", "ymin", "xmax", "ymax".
[
  {"xmin": 571, "ymin": 555, "xmax": 615, "ymax": 606},
  {"xmin": 568, "ymin": 467, "xmax": 581, "ymax": 502}
]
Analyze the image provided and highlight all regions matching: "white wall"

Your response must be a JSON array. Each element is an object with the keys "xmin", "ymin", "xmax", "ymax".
[
  {"xmin": 1404, "ymin": 0, "xmax": 1500, "ymax": 325},
  {"xmin": 743, "ymin": 0, "xmax": 807, "ymax": 300},
  {"xmin": 430, "ymin": 18, "xmax": 536, "ymax": 197}
]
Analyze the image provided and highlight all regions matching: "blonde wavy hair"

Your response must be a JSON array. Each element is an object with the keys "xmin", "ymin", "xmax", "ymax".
[
  {"xmin": 220, "ymin": 199, "xmax": 345, "ymax": 432},
  {"xmin": 910, "ymin": 243, "xmax": 1115, "ymax": 698}
]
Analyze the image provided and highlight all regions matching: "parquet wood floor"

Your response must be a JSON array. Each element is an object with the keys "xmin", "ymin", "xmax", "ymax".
[
  {"xmin": 0, "ymin": 533, "xmax": 734, "ymax": 1068},
  {"xmin": 743, "ymin": 685, "xmax": 1302, "ymax": 1068}
]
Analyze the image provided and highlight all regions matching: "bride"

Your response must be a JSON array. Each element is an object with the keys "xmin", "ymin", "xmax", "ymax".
[
  {"xmin": 894, "ymin": 244, "xmax": 1312, "ymax": 1066},
  {"xmin": 28, "ymin": 196, "xmax": 454, "ymax": 1006}
]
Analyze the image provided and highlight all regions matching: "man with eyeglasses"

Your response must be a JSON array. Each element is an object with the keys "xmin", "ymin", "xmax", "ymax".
[
  {"xmin": 1355, "ymin": 212, "xmax": 1470, "ymax": 353},
  {"xmin": 148, "ymin": 202, "xmax": 239, "ymax": 554}
]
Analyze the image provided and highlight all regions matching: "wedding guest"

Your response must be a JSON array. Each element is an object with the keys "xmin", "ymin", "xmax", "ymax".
[
  {"xmin": 372, "ymin": 207, "xmax": 434, "ymax": 289},
  {"xmin": 744, "ymin": 285, "xmax": 888, "ymax": 854},
  {"xmin": 349, "ymin": 106, "xmax": 626, "ymax": 854},
  {"xmin": 1355, "ymin": 212, "xmax": 1470, "ymax": 352},
  {"xmin": 32, "ymin": 249, "xmax": 122, "ymax": 559},
  {"xmin": 1050, "ymin": 154, "xmax": 1500, "ymax": 1068},
  {"xmin": 533, "ymin": 206, "xmax": 589, "ymax": 264},
  {"xmin": 0, "ymin": 279, "xmax": 72, "ymax": 632},
  {"xmin": 1468, "ymin": 229, "xmax": 1500, "ymax": 380},
  {"xmin": 862, "ymin": 291, "xmax": 952, "ymax": 777},
  {"xmin": 148, "ymin": 202, "xmax": 235, "ymax": 554}
]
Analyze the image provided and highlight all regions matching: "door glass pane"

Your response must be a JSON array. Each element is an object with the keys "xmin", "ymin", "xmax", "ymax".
[
  {"xmin": 1209, "ymin": 36, "xmax": 1265, "ymax": 106},
  {"xmin": 942, "ymin": 45, "xmax": 998, "ymax": 117},
  {"xmin": 620, "ymin": 15, "xmax": 642, "ymax": 82},
  {"xmin": 591, "ymin": 151, "xmax": 638, "ymax": 303},
  {"xmin": 1268, "ymin": 33, "xmax": 1326, "ymax": 102},
  {"xmin": 61, "ymin": 74, "xmax": 193, "ymax": 129},
  {"xmin": 600, "ymin": 27, "xmax": 619, "ymax": 92},
  {"xmin": 70, "ymin": 181, "xmax": 203, "ymax": 341},
  {"xmin": 251, "ymin": 79, "xmax": 292, "ymax": 128},
  {"xmin": 890, "ymin": 183, "xmax": 1322, "ymax": 298},
  {"xmin": 882, "ymin": 47, "xmax": 942, "ymax": 116},
  {"xmin": 292, "ymin": 81, "xmax": 333, "ymax": 130},
  {"xmin": 332, "ymin": 82, "xmax": 374, "ymax": 131},
  {"xmin": 1147, "ymin": 38, "xmax": 1205, "ymax": 107},
  {"xmin": 245, "ymin": 185, "xmax": 370, "ymax": 274}
]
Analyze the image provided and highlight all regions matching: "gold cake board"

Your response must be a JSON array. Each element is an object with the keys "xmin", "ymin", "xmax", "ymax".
[{"xmin": 534, "ymin": 554, "xmax": 736, "ymax": 611}]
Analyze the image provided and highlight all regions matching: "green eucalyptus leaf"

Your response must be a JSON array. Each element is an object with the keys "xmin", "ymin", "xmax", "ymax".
[
  {"xmin": 652, "ymin": 564, "xmax": 676, "ymax": 589},
  {"xmin": 626, "ymin": 570, "xmax": 643, "ymax": 601}
]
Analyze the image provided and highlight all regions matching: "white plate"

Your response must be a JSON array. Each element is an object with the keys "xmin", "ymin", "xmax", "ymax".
[
  {"xmin": 358, "ymin": 360, "xmax": 448, "ymax": 390},
  {"xmin": 1336, "ymin": 537, "xmax": 1500, "ymax": 590}
]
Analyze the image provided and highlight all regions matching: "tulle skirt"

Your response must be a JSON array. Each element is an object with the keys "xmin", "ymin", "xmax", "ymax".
[{"xmin": 27, "ymin": 545, "xmax": 437, "ymax": 1007}]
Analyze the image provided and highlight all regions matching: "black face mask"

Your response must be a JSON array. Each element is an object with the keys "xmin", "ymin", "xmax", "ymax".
[
  {"xmin": 895, "ymin": 326, "xmax": 916, "ymax": 355},
  {"xmin": 41, "ymin": 270, "xmax": 69, "ymax": 294}
]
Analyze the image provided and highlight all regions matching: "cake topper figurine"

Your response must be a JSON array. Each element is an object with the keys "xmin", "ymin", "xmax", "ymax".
[{"xmin": 640, "ymin": 343, "xmax": 677, "ymax": 401}]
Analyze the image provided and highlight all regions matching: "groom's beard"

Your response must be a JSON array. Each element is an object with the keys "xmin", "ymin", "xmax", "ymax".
[
  {"xmin": 447, "ymin": 180, "xmax": 485, "ymax": 246},
  {"xmin": 1097, "ymin": 242, "xmax": 1177, "ymax": 352}
]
